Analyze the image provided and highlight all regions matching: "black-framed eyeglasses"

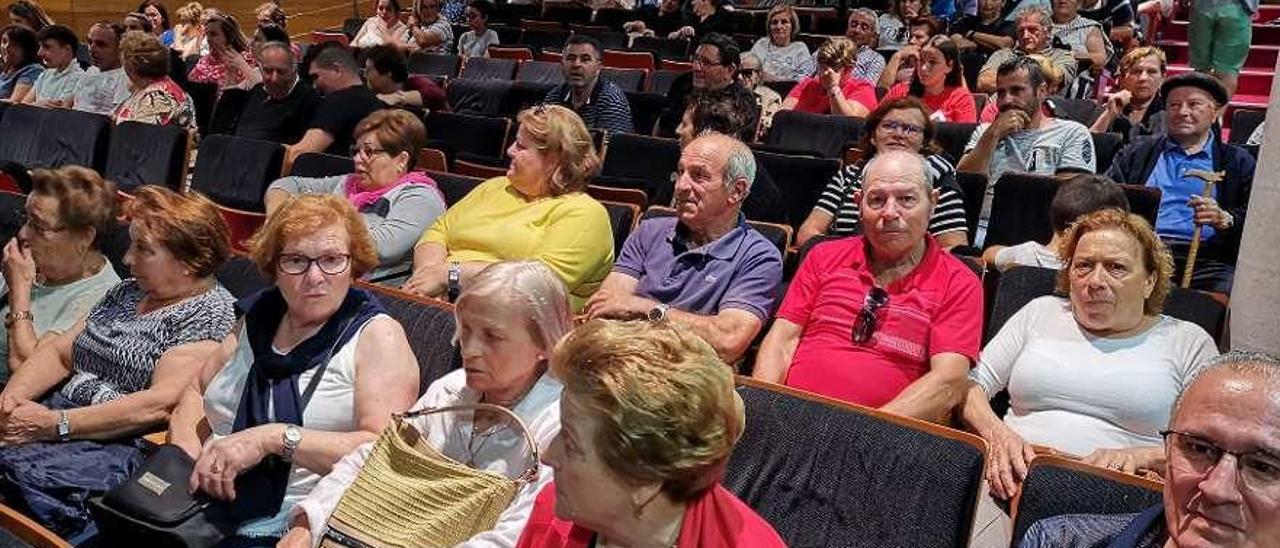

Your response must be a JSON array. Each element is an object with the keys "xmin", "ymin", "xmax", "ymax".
[
  {"xmin": 1161, "ymin": 430, "xmax": 1280, "ymax": 492},
  {"xmin": 277, "ymin": 253, "xmax": 352, "ymax": 275},
  {"xmin": 350, "ymin": 144, "xmax": 389, "ymax": 158},
  {"xmin": 736, "ymin": 68, "xmax": 759, "ymax": 78},
  {"xmin": 18, "ymin": 211, "xmax": 66, "ymax": 237},
  {"xmin": 852, "ymin": 287, "xmax": 889, "ymax": 344}
]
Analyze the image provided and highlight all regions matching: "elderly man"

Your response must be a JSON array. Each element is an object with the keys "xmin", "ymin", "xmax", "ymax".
[
  {"xmin": 1105, "ymin": 72, "xmax": 1253, "ymax": 293},
  {"xmin": 584, "ymin": 133, "xmax": 783, "ymax": 363},
  {"xmin": 959, "ymin": 55, "xmax": 1094, "ymax": 220},
  {"xmin": 976, "ymin": 7, "xmax": 1076, "ymax": 93},
  {"xmin": 542, "ymin": 35, "xmax": 633, "ymax": 134},
  {"xmin": 284, "ymin": 46, "xmax": 387, "ymax": 170},
  {"xmin": 229, "ymin": 41, "xmax": 319, "ymax": 144},
  {"xmin": 66, "ymin": 21, "xmax": 130, "ymax": 115},
  {"xmin": 1019, "ymin": 350, "xmax": 1280, "ymax": 548},
  {"xmin": 658, "ymin": 33, "xmax": 749, "ymax": 137},
  {"xmin": 737, "ymin": 52, "xmax": 781, "ymax": 138},
  {"xmin": 753, "ymin": 150, "xmax": 982, "ymax": 422},
  {"xmin": 846, "ymin": 8, "xmax": 887, "ymax": 83}
]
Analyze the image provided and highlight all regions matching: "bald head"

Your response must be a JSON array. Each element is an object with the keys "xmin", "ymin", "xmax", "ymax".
[
  {"xmin": 1173, "ymin": 351, "xmax": 1280, "ymax": 423},
  {"xmin": 863, "ymin": 149, "xmax": 930, "ymax": 196}
]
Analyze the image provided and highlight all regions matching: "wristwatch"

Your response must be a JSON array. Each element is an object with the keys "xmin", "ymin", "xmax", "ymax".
[
  {"xmin": 281, "ymin": 425, "xmax": 302, "ymax": 462},
  {"xmin": 647, "ymin": 303, "xmax": 669, "ymax": 322},
  {"xmin": 4, "ymin": 310, "xmax": 32, "ymax": 329},
  {"xmin": 56, "ymin": 411, "xmax": 70, "ymax": 442},
  {"xmin": 447, "ymin": 262, "xmax": 462, "ymax": 301}
]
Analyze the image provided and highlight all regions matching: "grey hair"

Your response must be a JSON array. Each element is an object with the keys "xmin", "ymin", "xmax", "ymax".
[
  {"xmin": 740, "ymin": 51, "xmax": 762, "ymax": 68},
  {"xmin": 1016, "ymin": 6, "xmax": 1052, "ymax": 29},
  {"xmin": 311, "ymin": 44, "xmax": 359, "ymax": 75},
  {"xmin": 454, "ymin": 260, "xmax": 574, "ymax": 355},
  {"xmin": 255, "ymin": 40, "xmax": 295, "ymax": 63},
  {"xmin": 862, "ymin": 149, "xmax": 931, "ymax": 197},
  {"xmin": 722, "ymin": 137, "xmax": 756, "ymax": 194},
  {"xmin": 850, "ymin": 8, "xmax": 878, "ymax": 32},
  {"xmin": 1171, "ymin": 351, "xmax": 1280, "ymax": 421}
]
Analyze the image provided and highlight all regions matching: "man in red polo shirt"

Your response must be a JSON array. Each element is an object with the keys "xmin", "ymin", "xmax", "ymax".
[{"xmin": 753, "ymin": 149, "xmax": 982, "ymax": 423}]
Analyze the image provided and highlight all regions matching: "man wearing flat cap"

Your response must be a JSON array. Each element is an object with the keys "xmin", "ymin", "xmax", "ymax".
[{"xmin": 1105, "ymin": 72, "xmax": 1254, "ymax": 293}]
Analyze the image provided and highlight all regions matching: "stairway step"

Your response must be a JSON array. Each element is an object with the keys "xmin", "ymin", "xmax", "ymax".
[{"xmin": 1158, "ymin": 41, "xmax": 1280, "ymax": 70}]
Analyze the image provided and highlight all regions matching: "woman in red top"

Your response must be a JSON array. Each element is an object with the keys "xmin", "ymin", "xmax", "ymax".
[
  {"xmin": 516, "ymin": 320, "xmax": 786, "ymax": 548},
  {"xmin": 187, "ymin": 11, "xmax": 259, "ymax": 91},
  {"xmin": 883, "ymin": 35, "xmax": 976, "ymax": 123},
  {"xmin": 780, "ymin": 37, "xmax": 877, "ymax": 117}
]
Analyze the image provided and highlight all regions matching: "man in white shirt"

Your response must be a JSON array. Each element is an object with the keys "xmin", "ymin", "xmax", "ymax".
[
  {"xmin": 67, "ymin": 21, "xmax": 131, "ymax": 115},
  {"xmin": 18, "ymin": 24, "xmax": 84, "ymax": 106}
]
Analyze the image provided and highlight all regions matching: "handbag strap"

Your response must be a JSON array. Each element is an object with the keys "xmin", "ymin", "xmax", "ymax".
[{"xmin": 395, "ymin": 402, "xmax": 541, "ymax": 481}]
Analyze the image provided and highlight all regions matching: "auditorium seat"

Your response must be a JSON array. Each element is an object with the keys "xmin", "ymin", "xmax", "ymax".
[
  {"xmin": 764, "ymin": 110, "xmax": 864, "ymax": 159},
  {"xmin": 1120, "ymin": 184, "xmax": 1161, "ymax": 227},
  {"xmin": 185, "ymin": 81, "xmax": 218, "ymax": 136},
  {"xmin": 519, "ymin": 29, "xmax": 571, "ymax": 53},
  {"xmin": 641, "ymin": 204, "xmax": 794, "ymax": 257},
  {"xmin": 752, "ymin": 150, "xmax": 842, "ymax": 231},
  {"xmin": 515, "ymin": 60, "xmax": 565, "ymax": 85},
  {"xmin": 425, "ymin": 111, "xmax": 511, "ymax": 167},
  {"xmin": 357, "ymin": 282, "xmax": 463, "ymax": 395},
  {"xmin": 189, "ymin": 135, "xmax": 285, "ymax": 213},
  {"xmin": 1091, "ymin": 132, "xmax": 1122, "ymax": 174},
  {"xmin": 1228, "ymin": 108, "xmax": 1264, "ymax": 145},
  {"xmin": 446, "ymin": 78, "xmax": 515, "ymax": 116},
  {"xmin": 984, "ymin": 172, "xmax": 1059, "ymax": 249},
  {"xmin": 214, "ymin": 254, "xmax": 270, "ymax": 300},
  {"xmin": 631, "ymin": 36, "xmax": 690, "ymax": 63},
  {"xmin": 501, "ymin": 81, "xmax": 557, "ymax": 118},
  {"xmin": 0, "ymin": 104, "xmax": 43, "ymax": 167},
  {"xmin": 725, "ymin": 379, "xmax": 986, "ymax": 548},
  {"xmin": 956, "ymin": 172, "xmax": 988, "ymax": 246},
  {"xmin": 0, "ymin": 501, "xmax": 69, "ymax": 548},
  {"xmin": 933, "ymin": 122, "xmax": 978, "ymax": 164},
  {"xmin": 624, "ymin": 91, "xmax": 669, "ymax": 136},
  {"xmin": 408, "ymin": 52, "xmax": 461, "ymax": 78},
  {"xmin": 603, "ymin": 49, "xmax": 656, "ymax": 72},
  {"xmin": 426, "ymin": 170, "xmax": 484, "ymax": 206},
  {"xmin": 648, "ymin": 69, "xmax": 682, "ymax": 95},
  {"xmin": 459, "ymin": 57, "xmax": 519, "ymax": 80},
  {"xmin": 290, "ymin": 152, "xmax": 354, "ymax": 178},
  {"xmin": 207, "ymin": 87, "xmax": 253, "ymax": 136},
  {"xmin": 104, "ymin": 122, "xmax": 190, "ymax": 192},
  {"xmin": 1011, "ymin": 456, "xmax": 1163, "ymax": 547},
  {"xmin": 600, "ymin": 200, "xmax": 640, "ymax": 255},
  {"xmin": 542, "ymin": 4, "xmax": 593, "ymax": 25},
  {"xmin": 601, "ymin": 67, "xmax": 646, "ymax": 93},
  {"xmin": 597, "ymin": 133, "xmax": 681, "ymax": 198},
  {"xmin": 586, "ymin": 185, "xmax": 647, "ymax": 211},
  {"xmin": 0, "ymin": 190, "xmax": 25, "ymax": 245},
  {"xmin": 31, "ymin": 108, "xmax": 111, "ymax": 172},
  {"xmin": 487, "ymin": 45, "xmax": 535, "ymax": 62}
]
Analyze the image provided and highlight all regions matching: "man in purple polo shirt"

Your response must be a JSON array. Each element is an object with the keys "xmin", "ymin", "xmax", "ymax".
[{"xmin": 583, "ymin": 133, "xmax": 783, "ymax": 363}]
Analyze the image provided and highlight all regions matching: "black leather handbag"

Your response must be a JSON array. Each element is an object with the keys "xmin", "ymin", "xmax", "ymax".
[{"xmin": 86, "ymin": 443, "xmax": 238, "ymax": 547}]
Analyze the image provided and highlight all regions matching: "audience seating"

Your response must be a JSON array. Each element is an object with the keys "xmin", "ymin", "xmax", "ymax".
[
  {"xmin": 624, "ymin": 91, "xmax": 670, "ymax": 136},
  {"xmin": 541, "ymin": 3, "xmax": 592, "ymax": 25},
  {"xmin": 1010, "ymin": 456, "xmax": 1163, "ymax": 547},
  {"xmin": 207, "ymin": 88, "xmax": 253, "ymax": 136},
  {"xmin": 0, "ymin": 190, "xmax": 24, "ymax": 245},
  {"xmin": 0, "ymin": 104, "xmax": 43, "ymax": 166},
  {"xmin": 418, "ymin": 148, "xmax": 449, "ymax": 172},
  {"xmin": 515, "ymin": 60, "xmax": 565, "ymax": 85},
  {"xmin": 592, "ymin": 8, "xmax": 633, "ymax": 31},
  {"xmin": 426, "ymin": 170, "xmax": 484, "ymax": 206},
  {"xmin": 33, "ymin": 109, "xmax": 112, "ymax": 172},
  {"xmin": 660, "ymin": 59, "xmax": 693, "ymax": 72},
  {"xmin": 189, "ymin": 135, "xmax": 285, "ymax": 213},
  {"xmin": 446, "ymin": 78, "xmax": 515, "ymax": 116},
  {"xmin": 752, "ymin": 150, "xmax": 842, "ymax": 231},
  {"xmin": 600, "ymin": 200, "xmax": 641, "ymax": 256},
  {"xmin": 631, "ymin": 36, "xmax": 690, "ymax": 62},
  {"xmin": 502, "ymin": 81, "xmax": 557, "ymax": 118},
  {"xmin": 984, "ymin": 173, "xmax": 1060, "ymax": 249},
  {"xmin": 104, "ymin": 122, "xmax": 190, "ymax": 192},
  {"xmin": 641, "ymin": 205, "xmax": 794, "ymax": 256},
  {"xmin": 648, "ymin": 69, "xmax": 682, "ymax": 95},
  {"xmin": 933, "ymin": 122, "xmax": 978, "ymax": 164},
  {"xmin": 290, "ymin": 152, "xmax": 354, "ymax": 178},
  {"xmin": 310, "ymin": 30, "xmax": 350, "ymax": 46},
  {"xmin": 956, "ymin": 172, "xmax": 989, "ymax": 246},
  {"xmin": 460, "ymin": 57, "xmax": 519, "ymax": 80},
  {"xmin": 99, "ymin": 221, "xmax": 132, "ymax": 279},
  {"xmin": 425, "ymin": 111, "xmax": 511, "ymax": 168},
  {"xmin": 341, "ymin": 18, "xmax": 364, "ymax": 38},
  {"xmin": 764, "ymin": 110, "xmax": 864, "ymax": 159},
  {"xmin": 597, "ymin": 133, "xmax": 681, "ymax": 198},
  {"xmin": 725, "ymin": 379, "xmax": 986, "ymax": 548},
  {"xmin": 186, "ymin": 81, "xmax": 219, "ymax": 136},
  {"xmin": 487, "ymin": 45, "xmax": 535, "ymax": 62},
  {"xmin": 1091, "ymin": 132, "xmax": 1123, "ymax": 174},
  {"xmin": 1229, "ymin": 108, "xmax": 1265, "ymax": 145},
  {"xmin": 603, "ymin": 50, "xmax": 656, "ymax": 72},
  {"xmin": 357, "ymin": 282, "xmax": 463, "ymax": 395},
  {"xmin": 214, "ymin": 254, "xmax": 270, "ymax": 299},
  {"xmin": 408, "ymin": 52, "xmax": 461, "ymax": 78},
  {"xmin": 0, "ymin": 501, "xmax": 69, "ymax": 548},
  {"xmin": 602, "ymin": 68, "xmax": 647, "ymax": 93},
  {"xmin": 1120, "ymin": 184, "xmax": 1161, "ymax": 226},
  {"xmin": 586, "ymin": 185, "xmax": 647, "ymax": 210},
  {"xmin": 762, "ymin": 80, "xmax": 798, "ymax": 98},
  {"xmin": 520, "ymin": 29, "xmax": 571, "ymax": 53},
  {"xmin": 1048, "ymin": 97, "xmax": 1104, "ymax": 127}
]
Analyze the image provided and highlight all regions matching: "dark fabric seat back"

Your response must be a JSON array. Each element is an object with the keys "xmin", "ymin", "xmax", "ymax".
[
  {"xmin": 1164, "ymin": 287, "xmax": 1228, "ymax": 344},
  {"xmin": 104, "ymin": 122, "xmax": 189, "ymax": 191},
  {"xmin": 409, "ymin": 52, "xmax": 461, "ymax": 78},
  {"xmin": 765, "ymin": 110, "xmax": 863, "ymax": 158},
  {"xmin": 956, "ymin": 171, "xmax": 988, "ymax": 246},
  {"xmin": 600, "ymin": 201, "xmax": 638, "ymax": 256},
  {"xmin": 519, "ymin": 29, "xmax": 571, "ymax": 53},
  {"xmin": 99, "ymin": 221, "xmax": 133, "ymax": 278},
  {"xmin": 985, "ymin": 265, "xmax": 1058, "ymax": 342},
  {"xmin": 601, "ymin": 68, "xmax": 645, "ymax": 92},
  {"xmin": 185, "ymin": 81, "xmax": 218, "ymax": 136},
  {"xmin": 752, "ymin": 150, "xmax": 842, "ymax": 230},
  {"xmin": 0, "ymin": 191, "xmax": 26, "ymax": 246},
  {"xmin": 648, "ymin": 69, "xmax": 681, "ymax": 95},
  {"xmin": 985, "ymin": 172, "xmax": 1059, "ymax": 248},
  {"xmin": 1120, "ymin": 184, "xmax": 1160, "ymax": 226},
  {"xmin": 598, "ymin": 133, "xmax": 680, "ymax": 197},
  {"xmin": 446, "ymin": 78, "xmax": 514, "ymax": 116},
  {"xmin": 214, "ymin": 255, "xmax": 271, "ymax": 299},
  {"xmin": 425, "ymin": 111, "xmax": 510, "ymax": 165},
  {"xmin": 1012, "ymin": 457, "xmax": 1163, "ymax": 546},
  {"xmin": 933, "ymin": 122, "xmax": 978, "ymax": 164},
  {"xmin": 31, "ymin": 108, "xmax": 112, "ymax": 171},
  {"xmin": 0, "ymin": 104, "xmax": 44, "ymax": 166},
  {"xmin": 1092, "ymin": 131, "xmax": 1123, "ymax": 173},
  {"xmin": 1229, "ymin": 108, "xmax": 1265, "ymax": 145},
  {"xmin": 725, "ymin": 383, "xmax": 985, "ymax": 548},
  {"xmin": 360, "ymin": 284, "xmax": 463, "ymax": 395},
  {"xmin": 746, "ymin": 220, "xmax": 791, "ymax": 256},
  {"xmin": 426, "ymin": 170, "xmax": 484, "ymax": 206},
  {"xmin": 459, "ymin": 57, "xmax": 518, "ymax": 80},
  {"xmin": 515, "ymin": 60, "xmax": 565, "ymax": 85},
  {"xmin": 501, "ymin": 81, "xmax": 556, "ymax": 118},
  {"xmin": 207, "ymin": 87, "xmax": 253, "ymax": 136},
  {"xmin": 624, "ymin": 91, "xmax": 669, "ymax": 136},
  {"xmin": 290, "ymin": 152, "xmax": 355, "ymax": 178},
  {"xmin": 190, "ymin": 135, "xmax": 285, "ymax": 212}
]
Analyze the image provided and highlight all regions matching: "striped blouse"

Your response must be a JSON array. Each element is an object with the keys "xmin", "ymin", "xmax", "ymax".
[{"xmin": 813, "ymin": 153, "xmax": 968, "ymax": 239}]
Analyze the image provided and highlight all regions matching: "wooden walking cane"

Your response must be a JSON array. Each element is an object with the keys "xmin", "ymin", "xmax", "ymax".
[{"xmin": 1182, "ymin": 169, "xmax": 1225, "ymax": 288}]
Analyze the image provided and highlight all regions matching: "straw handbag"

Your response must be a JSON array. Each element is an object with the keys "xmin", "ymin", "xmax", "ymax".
[{"xmin": 321, "ymin": 403, "xmax": 541, "ymax": 548}]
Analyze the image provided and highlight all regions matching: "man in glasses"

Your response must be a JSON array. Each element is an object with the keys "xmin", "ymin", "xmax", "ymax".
[
  {"xmin": 583, "ymin": 133, "xmax": 782, "ymax": 364},
  {"xmin": 657, "ymin": 33, "xmax": 750, "ymax": 137},
  {"xmin": 753, "ymin": 150, "xmax": 982, "ymax": 423},
  {"xmin": 1019, "ymin": 350, "xmax": 1280, "ymax": 548}
]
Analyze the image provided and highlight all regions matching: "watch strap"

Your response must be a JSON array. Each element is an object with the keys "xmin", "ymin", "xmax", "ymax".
[{"xmin": 57, "ymin": 411, "xmax": 70, "ymax": 442}]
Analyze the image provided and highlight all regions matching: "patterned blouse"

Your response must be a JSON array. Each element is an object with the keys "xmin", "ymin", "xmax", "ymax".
[
  {"xmin": 112, "ymin": 77, "xmax": 199, "ymax": 134},
  {"xmin": 187, "ymin": 50, "xmax": 258, "ymax": 89},
  {"xmin": 60, "ymin": 279, "xmax": 235, "ymax": 407}
]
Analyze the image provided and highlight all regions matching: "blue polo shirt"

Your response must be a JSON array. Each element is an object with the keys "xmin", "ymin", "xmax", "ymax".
[
  {"xmin": 1147, "ymin": 134, "xmax": 1217, "ymax": 243},
  {"xmin": 612, "ymin": 215, "xmax": 783, "ymax": 321}
]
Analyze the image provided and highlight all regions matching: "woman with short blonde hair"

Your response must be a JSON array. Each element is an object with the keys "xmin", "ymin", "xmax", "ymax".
[
  {"xmin": 1090, "ymin": 46, "xmax": 1168, "ymax": 141},
  {"xmin": 516, "ymin": 319, "xmax": 786, "ymax": 547},
  {"xmin": 780, "ymin": 36, "xmax": 877, "ymax": 116},
  {"xmin": 404, "ymin": 105, "xmax": 613, "ymax": 311}
]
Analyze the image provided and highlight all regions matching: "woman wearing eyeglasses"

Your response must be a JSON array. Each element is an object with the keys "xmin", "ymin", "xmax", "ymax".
[
  {"xmin": 880, "ymin": 36, "xmax": 976, "ymax": 123},
  {"xmin": 796, "ymin": 97, "xmax": 969, "ymax": 249},
  {"xmin": 265, "ymin": 110, "xmax": 446, "ymax": 284},
  {"xmin": 167, "ymin": 194, "xmax": 419, "ymax": 546},
  {"xmin": 961, "ymin": 209, "xmax": 1219, "ymax": 503}
]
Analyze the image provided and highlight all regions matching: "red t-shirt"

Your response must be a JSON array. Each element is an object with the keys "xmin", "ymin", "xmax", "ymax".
[
  {"xmin": 776, "ymin": 236, "xmax": 983, "ymax": 407},
  {"xmin": 785, "ymin": 75, "xmax": 878, "ymax": 115},
  {"xmin": 884, "ymin": 83, "xmax": 978, "ymax": 123}
]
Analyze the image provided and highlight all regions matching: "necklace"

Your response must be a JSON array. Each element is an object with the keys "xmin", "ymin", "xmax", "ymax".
[{"xmin": 460, "ymin": 364, "xmax": 546, "ymax": 466}]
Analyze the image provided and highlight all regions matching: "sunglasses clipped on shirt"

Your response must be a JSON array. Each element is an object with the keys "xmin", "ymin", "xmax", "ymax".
[{"xmin": 852, "ymin": 287, "xmax": 890, "ymax": 345}]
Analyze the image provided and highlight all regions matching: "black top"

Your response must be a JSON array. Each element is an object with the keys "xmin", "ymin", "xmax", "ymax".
[
  {"xmin": 235, "ymin": 80, "xmax": 321, "ymax": 144},
  {"xmin": 685, "ymin": 9, "xmax": 735, "ymax": 37},
  {"xmin": 307, "ymin": 84, "xmax": 389, "ymax": 156},
  {"xmin": 949, "ymin": 15, "xmax": 1016, "ymax": 48},
  {"xmin": 657, "ymin": 73, "xmax": 750, "ymax": 138}
]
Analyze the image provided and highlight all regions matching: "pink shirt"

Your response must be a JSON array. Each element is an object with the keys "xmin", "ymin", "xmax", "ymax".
[
  {"xmin": 884, "ymin": 83, "xmax": 978, "ymax": 123},
  {"xmin": 785, "ymin": 75, "xmax": 878, "ymax": 115},
  {"xmin": 777, "ymin": 236, "xmax": 982, "ymax": 407}
]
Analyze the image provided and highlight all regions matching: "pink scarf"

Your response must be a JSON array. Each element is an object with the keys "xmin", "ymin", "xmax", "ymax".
[{"xmin": 344, "ymin": 171, "xmax": 440, "ymax": 211}]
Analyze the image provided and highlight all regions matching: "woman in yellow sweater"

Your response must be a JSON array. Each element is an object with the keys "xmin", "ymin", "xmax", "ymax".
[{"xmin": 403, "ymin": 105, "xmax": 613, "ymax": 310}]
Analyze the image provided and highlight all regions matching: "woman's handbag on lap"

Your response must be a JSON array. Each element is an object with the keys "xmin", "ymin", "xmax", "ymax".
[{"xmin": 321, "ymin": 403, "xmax": 541, "ymax": 548}]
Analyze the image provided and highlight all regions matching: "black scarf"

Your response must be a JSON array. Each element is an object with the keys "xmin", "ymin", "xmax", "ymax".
[{"xmin": 227, "ymin": 286, "xmax": 384, "ymax": 522}]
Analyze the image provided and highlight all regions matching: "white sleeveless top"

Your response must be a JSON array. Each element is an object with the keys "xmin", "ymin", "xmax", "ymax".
[{"xmin": 202, "ymin": 315, "xmax": 383, "ymax": 537}]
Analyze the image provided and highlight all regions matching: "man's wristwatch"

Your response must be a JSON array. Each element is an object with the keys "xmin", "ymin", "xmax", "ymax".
[
  {"xmin": 647, "ymin": 303, "xmax": 669, "ymax": 322},
  {"xmin": 56, "ymin": 411, "xmax": 70, "ymax": 442},
  {"xmin": 447, "ymin": 262, "xmax": 462, "ymax": 301},
  {"xmin": 281, "ymin": 425, "xmax": 302, "ymax": 462},
  {"xmin": 4, "ymin": 311, "xmax": 32, "ymax": 329}
]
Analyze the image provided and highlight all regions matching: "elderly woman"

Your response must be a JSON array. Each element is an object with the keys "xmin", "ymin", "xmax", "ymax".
[
  {"xmin": 170, "ymin": 2, "xmax": 205, "ymax": 57},
  {"xmin": 749, "ymin": 5, "xmax": 814, "ymax": 82},
  {"xmin": 0, "ymin": 24, "xmax": 40, "ymax": 100},
  {"xmin": 114, "ymin": 30, "xmax": 198, "ymax": 130},
  {"xmin": 277, "ymin": 261, "xmax": 571, "ymax": 547},
  {"xmin": 797, "ymin": 97, "xmax": 968, "ymax": 248},
  {"xmin": 962, "ymin": 209, "xmax": 1219, "ymax": 502},
  {"xmin": 187, "ymin": 11, "xmax": 259, "ymax": 91},
  {"xmin": 1050, "ymin": 0, "xmax": 1110, "ymax": 96},
  {"xmin": 1, "ymin": 167, "xmax": 121, "ymax": 381},
  {"xmin": 882, "ymin": 36, "xmax": 976, "ymax": 123},
  {"xmin": 1090, "ymin": 47, "xmax": 1167, "ymax": 142},
  {"xmin": 878, "ymin": 0, "xmax": 925, "ymax": 49},
  {"xmin": 5, "ymin": 0, "xmax": 51, "ymax": 31},
  {"xmin": 0, "ymin": 186, "xmax": 236, "ymax": 540},
  {"xmin": 352, "ymin": 0, "xmax": 411, "ymax": 49},
  {"xmin": 780, "ymin": 37, "xmax": 877, "ymax": 117},
  {"xmin": 516, "ymin": 320, "xmax": 785, "ymax": 547},
  {"xmin": 407, "ymin": 0, "xmax": 453, "ymax": 54},
  {"xmin": 168, "ymin": 194, "xmax": 419, "ymax": 544},
  {"xmin": 403, "ymin": 105, "xmax": 613, "ymax": 311},
  {"xmin": 265, "ymin": 110, "xmax": 446, "ymax": 282}
]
